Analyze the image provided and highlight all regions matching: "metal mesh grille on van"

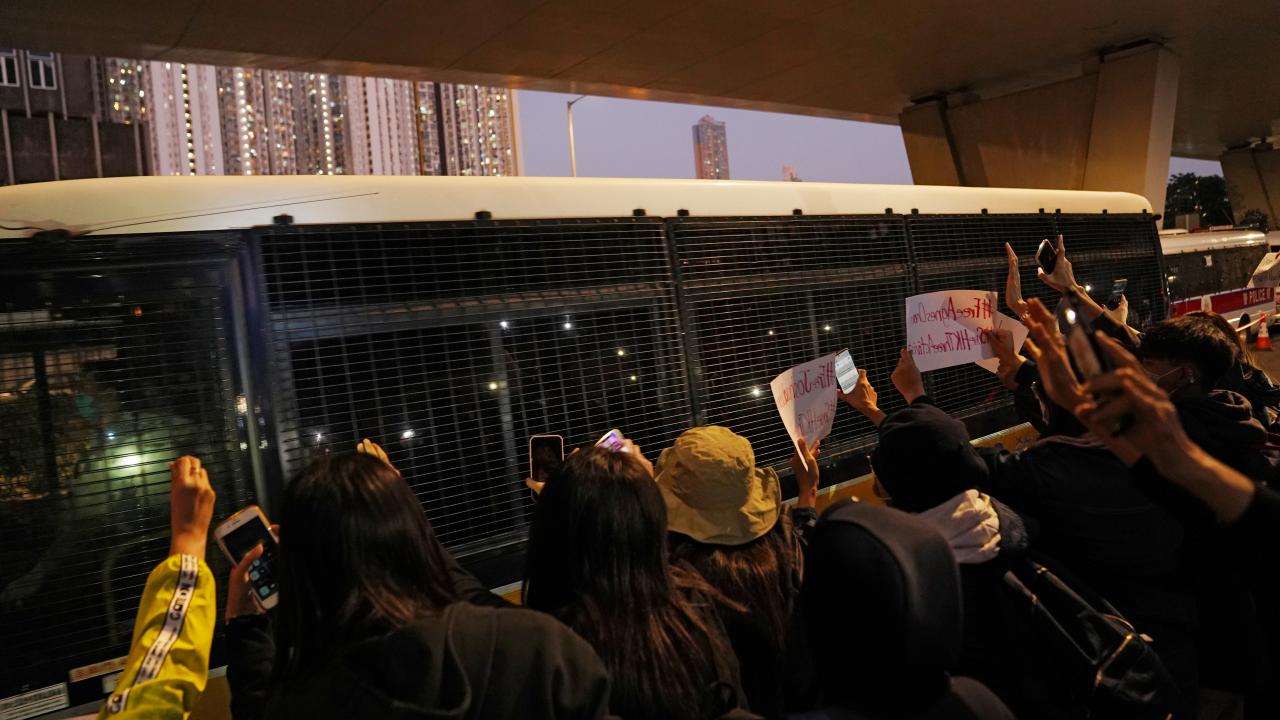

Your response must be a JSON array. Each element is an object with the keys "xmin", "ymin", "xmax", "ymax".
[
  {"xmin": 0, "ymin": 209, "xmax": 1164, "ymax": 699},
  {"xmin": 0, "ymin": 235, "xmax": 256, "ymax": 701},
  {"xmin": 259, "ymin": 219, "xmax": 692, "ymax": 553}
]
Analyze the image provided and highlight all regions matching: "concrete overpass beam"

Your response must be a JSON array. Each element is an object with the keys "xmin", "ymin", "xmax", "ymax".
[
  {"xmin": 1220, "ymin": 145, "xmax": 1280, "ymax": 225},
  {"xmin": 899, "ymin": 45, "xmax": 1180, "ymax": 213}
]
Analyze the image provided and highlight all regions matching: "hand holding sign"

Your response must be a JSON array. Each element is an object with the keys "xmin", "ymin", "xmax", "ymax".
[
  {"xmin": 771, "ymin": 353, "xmax": 840, "ymax": 470},
  {"xmin": 891, "ymin": 349, "xmax": 925, "ymax": 404},
  {"xmin": 974, "ymin": 311, "xmax": 1028, "ymax": 378},
  {"xmin": 905, "ymin": 289, "xmax": 998, "ymax": 372}
]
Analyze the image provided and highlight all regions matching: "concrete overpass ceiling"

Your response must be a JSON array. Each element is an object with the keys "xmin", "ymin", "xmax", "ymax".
[{"xmin": 1, "ymin": 0, "xmax": 1276, "ymax": 158}]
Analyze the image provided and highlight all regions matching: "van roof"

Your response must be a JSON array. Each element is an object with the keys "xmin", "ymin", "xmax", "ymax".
[{"xmin": 0, "ymin": 176, "xmax": 1152, "ymax": 239}]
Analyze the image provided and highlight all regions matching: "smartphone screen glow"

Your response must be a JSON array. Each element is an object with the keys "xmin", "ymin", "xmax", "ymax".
[{"xmin": 834, "ymin": 350, "xmax": 858, "ymax": 394}]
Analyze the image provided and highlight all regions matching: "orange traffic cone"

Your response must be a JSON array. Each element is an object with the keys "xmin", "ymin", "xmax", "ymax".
[{"xmin": 1257, "ymin": 313, "xmax": 1272, "ymax": 351}]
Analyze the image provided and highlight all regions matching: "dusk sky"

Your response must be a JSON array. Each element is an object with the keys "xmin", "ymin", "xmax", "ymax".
[{"xmin": 517, "ymin": 90, "xmax": 1223, "ymax": 183}]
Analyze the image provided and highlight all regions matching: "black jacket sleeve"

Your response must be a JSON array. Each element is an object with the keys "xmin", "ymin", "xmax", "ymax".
[
  {"xmin": 973, "ymin": 446, "xmax": 1045, "ymax": 517},
  {"xmin": 225, "ymin": 614, "xmax": 275, "ymax": 720},
  {"xmin": 1091, "ymin": 310, "xmax": 1141, "ymax": 350},
  {"xmin": 1010, "ymin": 359, "xmax": 1050, "ymax": 433},
  {"xmin": 441, "ymin": 546, "xmax": 513, "ymax": 608},
  {"xmin": 1128, "ymin": 458, "xmax": 1218, "ymax": 531},
  {"xmin": 1229, "ymin": 486, "xmax": 1280, "ymax": 566},
  {"xmin": 789, "ymin": 506, "xmax": 818, "ymax": 547}
]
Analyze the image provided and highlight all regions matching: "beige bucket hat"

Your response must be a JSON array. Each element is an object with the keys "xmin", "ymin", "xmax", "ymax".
[{"xmin": 655, "ymin": 426, "xmax": 781, "ymax": 546}]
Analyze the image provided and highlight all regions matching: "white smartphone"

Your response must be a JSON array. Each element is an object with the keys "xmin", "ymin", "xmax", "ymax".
[
  {"xmin": 214, "ymin": 505, "xmax": 279, "ymax": 610},
  {"xmin": 594, "ymin": 428, "xmax": 628, "ymax": 452},
  {"xmin": 529, "ymin": 434, "xmax": 564, "ymax": 484},
  {"xmin": 834, "ymin": 349, "xmax": 858, "ymax": 394}
]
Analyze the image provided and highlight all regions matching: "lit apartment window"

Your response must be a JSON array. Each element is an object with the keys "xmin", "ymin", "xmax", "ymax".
[
  {"xmin": 28, "ymin": 52, "xmax": 57, "ymax": 90},
  {"xmin": 0, "ymin": 50, "xmax": 18, "ymax": 86}
]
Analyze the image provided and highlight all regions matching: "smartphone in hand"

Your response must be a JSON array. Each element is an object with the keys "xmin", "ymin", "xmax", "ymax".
[
  {"xmin": 214, "ymin": 505, "xmax": 279, "ymax": 610},
  {"xmin": 1106, "ymin": 278, "xmax": 1128, "ymax": 309},
  {"xmin": 594, "ymin": 428, "xmax": 627, "ymax": 452},
  {"xmin": 1036, "ymin": 238, "xmax": 1058, "ymax": 275},
  {"xmin": 1058, "ymin": 289, "xmax": 1111, "ymax": 382},
  {"xmin": 529, "ymin": 434, "xmax": 564, "ymax": 485},
  {"xmin": 834, "ymin": 349, "xmax": 858, "ymax": 394}
]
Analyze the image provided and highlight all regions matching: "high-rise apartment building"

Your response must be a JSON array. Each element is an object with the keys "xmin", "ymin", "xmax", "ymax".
[
  {"xmin": 2, "ymin": 46, "xmax": 520, "ymax": 185},
  {"xmin": 346, "ymin": 76, "xmax": 420, "ymax": 176},
  {"xmin": 0, "ymin": 49, "xmax": 148, "ymax": 185},
  {"xmin": 145, "ymin": 62, "xmax": 223, "ymax": 175},
  {"xmin": 693, "ymin": 114, "xmax": 730, "ymax": 180}
]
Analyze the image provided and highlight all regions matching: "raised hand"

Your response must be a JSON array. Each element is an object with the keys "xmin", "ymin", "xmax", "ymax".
[
  {"xmin": 790, "ymin": 438, "xmax": 821, "ymax": 508},
  {"xmin": 837, "ymin": 368, "xmax": 886, "ymax": 426},
  {"xmin": 1004, "ymin": 242, "xmax": 1029, "ymax": 317},
  {"xmin": 169, "ymin": 455, "xmax": 215, "ymax": 559},
  {"xmin": 620, "ymin": 438, "xmax": 655, "ymax": 478},
  {"xmin": 982, "ymin": 326, "xmax": 1025, "ymax": 390},
  {"xmin": 1021, "ymin": 298, "xmax": 1088, "ymax": 412},
  {"xmin": 891, "ymin": 348, "xmax": 925, "ymax": 405},
  {"xmin": 1037, "ymin": 235, "xmax": 1078, "ymax": 293},
  {"xmin": 357, "ymin": 438, "xmax": 400, "ymax": 476}
]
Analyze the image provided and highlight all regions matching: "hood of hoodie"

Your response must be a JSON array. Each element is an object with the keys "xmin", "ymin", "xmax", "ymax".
[
  {"xmin": 802, "ymin": 500, "xmax": 961, "ymax": 711},
  {"xmin": 281, "ymin": 604, "xmax": 477, "ymax": 720},
  {"xmin": 1176, "ymin": 389, "xmax": 1270, "ymax": 477},
  {"xmin": 267, "ymin": 603, "xmax": 613, "ymax": 720}
]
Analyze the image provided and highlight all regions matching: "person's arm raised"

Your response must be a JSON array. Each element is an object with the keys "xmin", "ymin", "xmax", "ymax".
[
  {"xmin": 790, "ymin": 438, "xmax": 821, "ymax": 509},
  {"xmin": 982, "ymin": 326, "xmax": 1026, "ymax": 390},
  {"xmin": 891, "ymin": 348, "xmax": 926, "ymax": 405},
  {"xmin": 1020, "ymin": 298, "xmax": 1093, "ymax": 420},
  {"xmin": 169, "ymin": 456, "xmax": 215, "ymax": 559},
  {"xmin": 837, "ymin": 368, "xmax": 887, "ymax": 427},
  {"xmin": 1004, "ymin": 242, "xmax": 1029, "ymax": 318},
  {"xmin": 1036, "ymin": 235, "xmax": 1107, "ymax": 321},
  {"xmin": 1075, "ymin": 333, "xmax": 1256, "ymax": 523}
]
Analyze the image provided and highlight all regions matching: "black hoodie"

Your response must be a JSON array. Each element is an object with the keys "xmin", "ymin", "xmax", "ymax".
[
  {"xmin": 794, "ymin": 500, "xmax": 1014, "ymax": 720},
  {"xmin": 1175, "ymin": 389, "xmax": 1273, "ymax": 482},
  {"xmin": 227, "ymin": 603, "xmax": 615, "ymax": 720}
]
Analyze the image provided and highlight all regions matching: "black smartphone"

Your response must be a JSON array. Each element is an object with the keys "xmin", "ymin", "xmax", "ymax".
[
  {"xmin": 529, "ymin": 434, "xmax": 564, "ymax": 484},
  {"xmin": 1106, "ymin": 278, "xmax": 1128, "ymax": 309},
  {"xmin": 1036, "ymin": 238, "xmax": 1058, "ymax": 275},
  {"xmin": 1058, "ymin": 289, "xmax": 1112, "ymax": 382}
]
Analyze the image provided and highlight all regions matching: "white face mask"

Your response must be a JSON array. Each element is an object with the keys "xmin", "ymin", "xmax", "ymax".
[{"xmin": 1146, "ymin": 365, "xmax": 1195, "ymax": 393}]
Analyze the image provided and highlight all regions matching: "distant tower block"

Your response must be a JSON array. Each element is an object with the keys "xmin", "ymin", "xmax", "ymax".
[{"xmin": 693, "ymin": 115, "xmax": 730, "ymax": 180}]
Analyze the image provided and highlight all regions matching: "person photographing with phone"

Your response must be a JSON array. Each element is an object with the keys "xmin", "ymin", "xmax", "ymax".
[
  {"xmin": 224, "ymin": 438, "xmax": 615, "ymax": 720},
  {"xmin": 98, "ymin": 456, "xmax": 218, "ymax": 718}
]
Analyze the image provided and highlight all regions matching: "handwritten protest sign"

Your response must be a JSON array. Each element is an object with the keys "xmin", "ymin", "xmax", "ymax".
[
  {"xmin": 974, "ymin": 312, "xmax": 1028, "ymax": 374},
  {"xmin": 770, "ymin": 353, "xmax": 838, "ymax": 469},
  {"xmin": 905, "ymin": 289, "xmax": 998, "ymax": 372}
]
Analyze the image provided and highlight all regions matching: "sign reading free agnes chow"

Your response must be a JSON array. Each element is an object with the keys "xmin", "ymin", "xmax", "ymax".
[{"xmin": 906, "ymin": 290, "xmax": 999, "ymax": 372}]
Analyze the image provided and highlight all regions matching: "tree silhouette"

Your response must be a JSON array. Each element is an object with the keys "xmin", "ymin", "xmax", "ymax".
[{"xmin": 1164, "ymin": 173, "xmax": 1234, "ymax": 228}]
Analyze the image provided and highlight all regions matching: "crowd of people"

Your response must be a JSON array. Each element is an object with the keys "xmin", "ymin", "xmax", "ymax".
[{"xmin": 98, "ymin": 236, "xmax": 1280, "ymax": 720}]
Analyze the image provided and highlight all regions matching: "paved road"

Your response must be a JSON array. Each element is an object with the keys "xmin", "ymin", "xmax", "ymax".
[{"xmin": 1254, "ymin": 338, "xmax": 1280, "ymax": 380}]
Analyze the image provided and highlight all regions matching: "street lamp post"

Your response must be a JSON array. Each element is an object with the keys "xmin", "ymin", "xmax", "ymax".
[{"xmin": 566, "ymin": 95, "xmax": 587, "ymax": 177}]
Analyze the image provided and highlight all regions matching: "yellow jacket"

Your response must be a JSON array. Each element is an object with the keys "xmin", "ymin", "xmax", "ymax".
[{"xmin": 99, "ymin": 553, "xmax": 216, "ymax": 719}]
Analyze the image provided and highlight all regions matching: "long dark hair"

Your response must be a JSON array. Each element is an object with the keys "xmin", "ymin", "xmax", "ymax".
[
  {"xmin": 274, "ymin": 453, "xmax": 458, "ymax": 678},
  {"xmin": 670, "ymin": 514, "xmax": 800, "ymax": 660},
  {"xmin": 523, "ymin": 448, "xmax": 732, "ymax": 720}
]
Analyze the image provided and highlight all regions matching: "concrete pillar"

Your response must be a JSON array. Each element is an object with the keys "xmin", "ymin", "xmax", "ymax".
[
  {"xmin": 899, "ymin": 45, "xmax": 1180, "ymax": 212},
  {"xmin": 1220, "ymin": 145, "xmax": 1280, "ymax": 224},
  {"xmin": 1083, "ymin": 48, "xmax": 1180, "ymax": 217},
  {"xmin": 900, "ymin": 99, "xmax": 963, "ymax": 186}
]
